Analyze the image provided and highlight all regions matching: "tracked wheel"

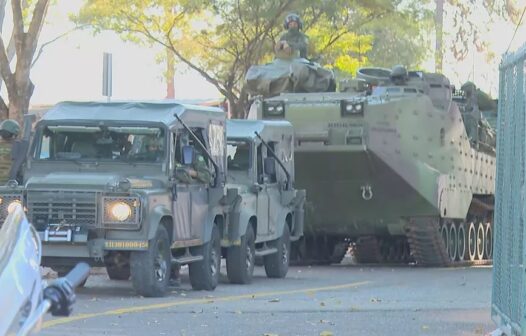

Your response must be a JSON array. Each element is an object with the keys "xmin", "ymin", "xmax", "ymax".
[
  {"xmin": 448, "ymin": 223, "xmax": 458, "ymax": 262},
  {"xmin": 352, "ymin": 236, "xmax": 383, "ymax": 264},
  {"xmin": 457, "ymin": 223, "xmax": 467, "ymax": 261},
  {"xmin": 476, "ymin": 223, "xmax": 485, "ymax": 261},
  {"xmin": 485, "ymin": 222, "xmax": 493, "ymax": 259},
  {"xmin": 406, "ymin": 217, "xmax": 450, "ymax": 266},
  {"xmin": 467, "ymin": 222, "xmax": 477, "ymax": 261},
  {"xmin": 440, "ymin": 222, "xmax": 449, "ymax": 255}
]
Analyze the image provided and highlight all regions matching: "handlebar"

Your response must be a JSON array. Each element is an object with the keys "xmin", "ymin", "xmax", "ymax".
[{"xmin": 65, "ymin": 263, "xmax": 90, "ymax": 288}]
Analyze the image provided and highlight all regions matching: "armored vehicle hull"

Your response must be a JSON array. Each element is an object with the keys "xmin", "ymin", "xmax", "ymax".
[{"xmin": 249, "ymin": 69, "xmax": 496, "ymax": 266}]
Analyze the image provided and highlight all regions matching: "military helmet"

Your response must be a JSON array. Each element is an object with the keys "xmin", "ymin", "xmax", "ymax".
[
  {"xmin": 284, "ymin": 13, "xmax": 302, "ymax": 30},
  {"xmin": 390, "ymin": 65, "xmax": 408, "ymax": 81},
  {"xmin": 0, "ymin": 119, "xmax": 20, "ymax": 136},
  {"xmin": 461, "ymin": 81, "xmax": 476, "ymax": 91}
]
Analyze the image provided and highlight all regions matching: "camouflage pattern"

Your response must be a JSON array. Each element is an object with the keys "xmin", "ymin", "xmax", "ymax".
[
  {"xmin": 175, "ymin": 153, "xmax": 211, "ymax": 184},
  {"xmin": 0, "ymin": 139, "xmax": 13, "ymax": 184},
  {"xmin": 279, "ymin": 30, "xmax": 309, "ymax": 59}
]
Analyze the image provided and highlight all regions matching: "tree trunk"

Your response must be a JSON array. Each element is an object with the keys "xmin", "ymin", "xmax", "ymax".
[
  {"xmin": 435, "ymin": 0, "xmax": 444, "ymax": 73},
  {"xmin": 166, "ymin": 47, "xmax": 175, "ymax": 99}
]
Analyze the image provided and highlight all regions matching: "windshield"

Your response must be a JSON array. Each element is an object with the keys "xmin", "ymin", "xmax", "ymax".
[
  {"xmin": 34, "ymin": 125, "xmax": 166, "ymax": 163},
  {"xmin": 227, "ymin": 140, "xmax": 251, "ymax": 183},
  {"xmin": 227, "ymin": 140, "xmax": 251, "ymax": 171}
]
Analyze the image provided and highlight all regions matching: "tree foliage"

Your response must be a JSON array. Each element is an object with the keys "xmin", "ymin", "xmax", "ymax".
[
  {"xmin": 75, "ymin": 0, "xmax": 431, "ymax": 117},
  {"xmin": 442, "ymin": 0, "xmax": 523, "ymax": 62}
]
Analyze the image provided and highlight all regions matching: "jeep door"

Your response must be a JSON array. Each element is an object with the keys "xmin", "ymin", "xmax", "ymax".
[{"xmin": 255, "ymin": 143, "xmax": 270, "ymax": 236}]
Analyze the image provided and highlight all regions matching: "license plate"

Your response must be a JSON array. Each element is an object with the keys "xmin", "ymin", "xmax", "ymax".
[{"xmin": 44, "ymin": 226, "xmax": 73, "ymax": 242}]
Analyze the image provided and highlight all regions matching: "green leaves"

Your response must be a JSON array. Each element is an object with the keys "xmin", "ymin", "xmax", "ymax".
[{"xmin": 74, "ymin": 0, "xmax": 433, "ymax": 116}]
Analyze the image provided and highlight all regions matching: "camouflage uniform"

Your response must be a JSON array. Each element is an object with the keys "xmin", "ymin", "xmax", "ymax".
[
  {"xmin": 0, "ymin": 139, "xmax": 13, "ymax": 184},
  {"xmin": 279, "ymin": 30, "xmax": 309, "ymax": 59},
  {"xmin": 175, "ymin": 153, "xmax": 212, "ymax": 184},
  {"xmin": 0, "ymin": 119, "xmax": 19, "ymax": 184}
]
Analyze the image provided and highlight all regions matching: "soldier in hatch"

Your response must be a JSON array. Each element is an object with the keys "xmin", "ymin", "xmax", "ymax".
[
  {"xmin": 0, "ymin": 119, "xmax": 20, "ymax": 184},
  {"xmin": 276, "ymin": 13, "xmax": 309, "ymax": 59}
]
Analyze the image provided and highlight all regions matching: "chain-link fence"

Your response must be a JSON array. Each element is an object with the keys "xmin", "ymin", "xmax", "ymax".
[{"xmin": 492, "ymin": 45, "xmax": 526, "ymax": 335}]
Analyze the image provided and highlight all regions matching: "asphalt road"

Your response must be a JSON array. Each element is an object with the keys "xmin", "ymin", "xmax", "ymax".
[{"xmin": 40, "ymin": 261, "xmax": 494, "ymax": 336}]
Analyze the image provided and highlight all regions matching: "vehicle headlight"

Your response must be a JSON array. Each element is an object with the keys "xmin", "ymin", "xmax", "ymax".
[
  {"xmin": 263, "ymin": 101, "xmax": 285, "ymax": 117},
  {"xmin": 110, "ymin": 202, "xmax": 132, "ymax": 222},
  {"xmin": 341, "ymin": 100, "xmax": 365, "ymax": 117},
  {"xmin": 103, "ymin": 197, "xmax": 140, "ymax": 227}
]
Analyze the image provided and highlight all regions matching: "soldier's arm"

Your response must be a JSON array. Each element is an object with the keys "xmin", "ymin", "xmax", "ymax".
[{"xmin": 195, "ymin": 166, "xmax": 212, "ymax": 184}]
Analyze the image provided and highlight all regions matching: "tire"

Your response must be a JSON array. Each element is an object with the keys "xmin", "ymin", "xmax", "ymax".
[
  {"xmin": 130, "ymin": 225, "xmax": 171, "ymax": 297},
  {"xmin": 264, "ymin": 225, "xmax": 290, "ymax": 278},
  {"xmin": 106, "ymin": 264, "xmax": 131, "ymax": 281},
  {"xmin": 226, "ymin": 224, "xmax": 256, "ymax": 284},
  {"xmin": 189, "ymin": 225, "xmax": 221, "ymax": 290}
]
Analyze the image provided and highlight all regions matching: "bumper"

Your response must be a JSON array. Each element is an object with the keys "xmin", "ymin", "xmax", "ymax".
[{"xmin": 39, "ymin": 232, "xmax": 150, "ymax": 260}]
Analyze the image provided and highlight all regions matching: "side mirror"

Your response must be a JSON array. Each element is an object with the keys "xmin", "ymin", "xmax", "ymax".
[
  {"xmin": 11, "ymin": 140, "xmax": 27, "ymax": 160},
  {"xmin": 264, "ymin": 157, "xmax": 276, "ymax": 176},
  {"xmin": 182, "ymin": 145, "xmax": 194, "ymax": 165}
]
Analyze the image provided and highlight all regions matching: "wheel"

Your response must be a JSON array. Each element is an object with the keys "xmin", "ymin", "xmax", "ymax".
[
  {"xmin": 457, "ymin": 223, "xmax": 467, "ymax": 261},
  {"xmin": 130, "ymin": 225, "xmax": 171, "ymax": 297},
  {"xmin": 264, "ymin": 225, "xmax": 290, "ymax": 278},
  {"xmin": 467, "ymin": 222, "xmax": 477, "ymax": 261},
  {"xmin": 448, "ymin": 223, "xmax": 458, "ymax": 261},
  {"xmin": 189, "ymin": 225, "xmax": 221, "ymax": 290},
  {"xmin": 440, "ymin": 222, "xmax": 449, "ymax": 253},
  {"xmin": 485, "ymin": 222, "xmax": 493, "ymax": 259},
  {"xmin": 106, "ymin": 264, "xmax": 131, "ymax": 280},
  {"xmin": 476, "ymin": 223, "xmax": 485, "ymax": 260},
  {"xmin": 226, "ymin": 224, "xmax": 255, "ymax": 284}
]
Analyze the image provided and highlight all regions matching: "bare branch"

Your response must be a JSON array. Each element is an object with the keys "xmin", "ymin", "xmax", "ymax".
[
  {"xmin": 0, "ymin": 35, "xmax": 14, "ymax": 90},
  {"xmin": 25, "ymin": 0, "xmax": 50, "ymax": 56},
  {"xmin": 11, "ymin": 0, "xmax": 24, "ymax": 56},
  {"xmin": 0, "ymin": 94, "xmax": 8, "ymax": 117},
  {"xmin": 32, "ymin": 24, "xmax": 88, "ymax": 67}
]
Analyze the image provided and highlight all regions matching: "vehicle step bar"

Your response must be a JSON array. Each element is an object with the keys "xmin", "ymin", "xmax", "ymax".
[
  {"xmin": 172, "ymin": 255, "xmax": 203, "ymax": 265},
  {"xmin": 255, "ymin": 247, "xmax": 278, "ymax": 257}
]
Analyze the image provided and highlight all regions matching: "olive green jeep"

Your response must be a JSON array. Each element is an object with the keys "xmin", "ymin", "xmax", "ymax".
[
  {"xmin": 223, "ymin": 120, "xmax": 305, "ymax": 283},
  {"xmin": 1, "ymin": 101, "xmax": 229, "ymax": 297}
]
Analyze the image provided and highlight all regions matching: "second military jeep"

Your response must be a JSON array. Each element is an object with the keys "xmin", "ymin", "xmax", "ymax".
[
  {"xmin": 5, "ymin": 101, "xmax": 229, "ymax": 297},
  {"xmin": 223, "ymin": 120, "xmax": 305, "ymax": 283}
]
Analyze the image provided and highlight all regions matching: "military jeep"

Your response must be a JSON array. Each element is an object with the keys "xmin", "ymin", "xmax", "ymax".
[
  {"xmin": 223, "ymin": 120, "xmax": 305, "ymax": 283},
  {"xmin": 4, "ymin": 101, "xmax": 229, "ymax": 297}
]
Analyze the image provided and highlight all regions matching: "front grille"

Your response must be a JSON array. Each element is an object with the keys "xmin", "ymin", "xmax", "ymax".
[
  {"xmin": 27, "ymin": 190, "xmax": 98, "ymax": 229},
  {"xmin": 0, "ymin": 194, "xmax": 23, "ymax": 225}
]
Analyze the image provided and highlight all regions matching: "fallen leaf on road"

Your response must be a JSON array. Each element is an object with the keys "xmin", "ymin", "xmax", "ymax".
[
  {"xmin": 422, "ymin": 325, "xmax": 429, "ymax": 330},
  {"xmin": 320, "ymin": 331, "xmax": 333, "ymax": 336}
]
